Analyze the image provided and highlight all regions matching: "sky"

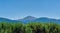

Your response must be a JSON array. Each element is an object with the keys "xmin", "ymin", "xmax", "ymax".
[{"xmin": 0, "ymin": 0, "xmax": 60, "ymax": 20}]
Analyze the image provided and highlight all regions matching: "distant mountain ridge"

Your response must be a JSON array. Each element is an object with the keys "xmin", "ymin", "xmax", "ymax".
[
  {"xmin": 18, "ymin": 16, "xmax": 36, "ymax": 23},
  {"xmin": 0, "ymin": 16, "xmax": 60, "ymax": 24},
  {"xmin": 0, "ymin": 17, "xmax": 20, "ymax": 22},
  {"xmin": 18, "ymin": 16, "xmax": 60, "ymax": 24},
  {"xmin": 33, "ymin": 17, "xmax": 60, "ymax": 23}
]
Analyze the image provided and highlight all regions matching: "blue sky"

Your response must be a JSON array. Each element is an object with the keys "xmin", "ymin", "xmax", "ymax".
[{"xmin": 0, "ymin": 0, "xmax": 60, "ymax": 19}]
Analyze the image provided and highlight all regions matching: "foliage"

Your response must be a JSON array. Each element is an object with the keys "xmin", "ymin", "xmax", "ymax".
[{"xmin": 0, "ymin": 22, "xmax": 60, "ymax": 33}]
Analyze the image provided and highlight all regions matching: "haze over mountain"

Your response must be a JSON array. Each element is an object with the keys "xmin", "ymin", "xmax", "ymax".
[
  {"xmin": 18, "ymin": 16, "xmax": 60, "ymax": 24},
  {"xmin": 18, "ymin": 16, "xmax": 36, "ymax": 20},
  {"xmin": 0, "ymin": 17, "xmax": 20, "ymax": 22},
  {"xmin": 0, "ymin": 16, "xmax": 60, "ymax": 24}
]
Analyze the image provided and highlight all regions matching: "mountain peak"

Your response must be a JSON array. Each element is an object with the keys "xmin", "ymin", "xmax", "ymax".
[
  {"xmin": 23, "ymin": 16, "xmax": 36, "ymax": 20},
  {"xmin": 24, "ymin": 16, "xmax": 35, "ymax": 18}
]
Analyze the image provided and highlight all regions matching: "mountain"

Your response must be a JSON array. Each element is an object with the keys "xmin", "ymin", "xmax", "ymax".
[
  {"xmin": 0, "ymin": 17, "xmax": 20, "ymax": 23},
  {"xmin": 0, "ymin": 16, "xmax": 60, "ymax": 24},
  {"xmin": 33, "ymin": 17, "xmax": 60, "ymax": 23},
  {"xmin": 18, "ymin": 16, "xmax": 60, "ymax": 24},
  {"xmin": 18, "ymin": 16, "xmax": 36, "ymax": 23}
]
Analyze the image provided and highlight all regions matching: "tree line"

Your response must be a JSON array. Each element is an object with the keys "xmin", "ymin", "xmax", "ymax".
[{"xmin": 0, "ymin": 22, "xmax": 60, "ymax": 33}]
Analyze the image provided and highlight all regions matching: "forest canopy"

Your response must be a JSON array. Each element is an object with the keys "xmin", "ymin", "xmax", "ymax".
[{"xmin": 0, "ymin": 22, "xmax": 60, "ymax": 33}]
